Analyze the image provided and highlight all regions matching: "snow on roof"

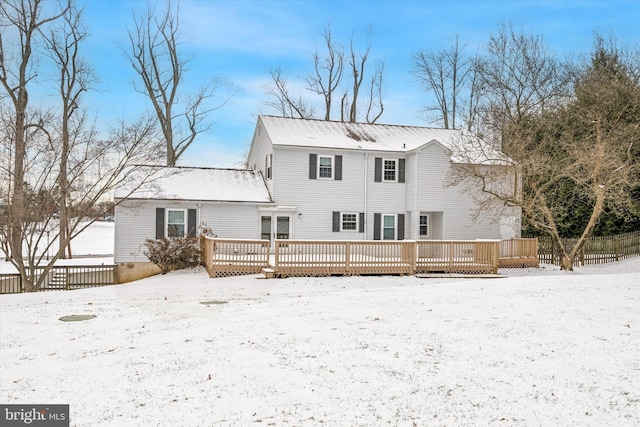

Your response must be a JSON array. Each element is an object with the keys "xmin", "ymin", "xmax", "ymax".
[
  {"xmin": 115, "ymin": 167, "xmax": 272, "ymax": 203},
  {"xmin": 260, "ymin": 115, "xmax": 464, "ymax": 152},
  {"xmin": 259, "ymin": 115, "xmax": 509, "ymax": 165}
]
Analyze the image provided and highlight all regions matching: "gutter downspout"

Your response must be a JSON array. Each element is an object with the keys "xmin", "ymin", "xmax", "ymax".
[
  {"xmin": 364, "ymin": 152, "xmax": 368, "ymax": 239},
  {"xmin": 414, "ymin": 152, "xmax": 419, "ymax": 240}
]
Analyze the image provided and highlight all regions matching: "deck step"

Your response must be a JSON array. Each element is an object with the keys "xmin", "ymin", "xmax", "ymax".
[
  {"xmin": 262, "ymin": 268, "xmax": 275, "ymax": 279},
  {"xmin": 49, "ymin": 272, "xmax": 68, "ymax": 288}
]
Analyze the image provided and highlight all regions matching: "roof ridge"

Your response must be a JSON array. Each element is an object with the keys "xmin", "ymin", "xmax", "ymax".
[{"xmin": 259, "ymin": 114, "xmax": 463, "ymax": 132}]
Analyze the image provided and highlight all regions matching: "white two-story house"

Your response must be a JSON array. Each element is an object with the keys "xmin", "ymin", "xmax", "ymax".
[
  {"xmin": 114, "ymin": 115, "xmax": 520, "ymax": 281},
  {"xmin": 246, "ymin": 115, "xmax": 519, "ymax": 246}
]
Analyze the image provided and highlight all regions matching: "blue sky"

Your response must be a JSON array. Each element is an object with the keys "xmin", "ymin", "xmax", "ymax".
[{"xmin": 72, "ymin": 0, "xmax": 640, "ymax": 168}]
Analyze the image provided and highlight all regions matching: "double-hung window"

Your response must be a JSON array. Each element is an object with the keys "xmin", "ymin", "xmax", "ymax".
[
  {"xmin": 419, "ymin": 214, "xmax": 429, "ymax": 238},
  {"xmin": 374, "ymin": 158, "xmax": 405, "ymax": 183},
  {"xmin": 383, "ymin": 215, "xmax": 396, "ymax": 240},
  {"xmin": 265, "ymin": 154, "xmax": 273, "ymax": 180},
  {"xmin": 341, "ymin": 213, "xmax": 358, "ymax": 231},
  {"xmin": 318, "ymin": 155, "xmax": 333, "ymax": 179},
  {"xmin": 167, "ymin": 209, "xmax": 186, "ymax": 238},
  {"xmin": 383, "ymin": 159, "xmax": 397, "ymax": 182}
]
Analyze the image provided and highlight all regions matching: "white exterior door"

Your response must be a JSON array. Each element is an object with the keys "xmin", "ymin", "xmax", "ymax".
[{"xmin": 260, "ymin": 213, "xmax": 292, "ymax": 249}]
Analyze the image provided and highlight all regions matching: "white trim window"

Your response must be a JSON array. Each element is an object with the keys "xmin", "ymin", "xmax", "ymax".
[
  {"xmin": 318, "ymin": 155, "xmax": 334, "ymax": 179},
  {"xmin": 341, "ymin": 212, "xmax": 358, "ymax": 231},
  {"xmin": 383, "ymin": 214, "xmax": 396, "ymax": 240},
  {"xmin": 167, "ymin": 209, "xmax": 186, "ymax": 238},
  {"xmin": 265, "ymin": 153, "xmax": 273, "ymax": 180},
  {"xmin": 419, "ymin": 214, "xmax": 429, "ymax": 238},
  {"xmin": 383, "ymin": 159, "xmax": 397, "ymax": 182}
]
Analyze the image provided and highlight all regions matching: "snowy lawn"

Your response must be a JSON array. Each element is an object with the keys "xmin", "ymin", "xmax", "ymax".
[{"xmin": 1, "ymin": 259, "xmax": 639, "ymax": 426}]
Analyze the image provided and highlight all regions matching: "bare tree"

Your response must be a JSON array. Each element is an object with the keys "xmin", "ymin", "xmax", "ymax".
[
  {"xmin": 449, "ymin": 35, "xmax": 640, "ymax": 270},
  {"xmin": 264, "ymin": 25, "xmax": 385, "ymax": 124},
  {"xmin": 343, "ymin": 31, "xmax": 384, "ymax": 124},
  {"xmin": 42, "ymin": 2, "xmax": 95, "ymax": 258},
  {"xmin": 365, "ymin": 61, "xmax": 384, "ymax": 124},
  {"xmin": 413, "ymin": 35, "xmax": 476, "ymax": 130},
  {"xmin": 306, "ymin": 25, "xmax": 343, "ymax": 121},
  {"xmin": 0, "ymin": 0, "xmax": 70, "ymax": 274},
  {"xmin": 477, "ymin": 22, "xmax": 570, "ymax": 146},
  {"xmin": 264, "ymin": 66, "xmax": 314, "ymax": 119},
  {"xmin": 126, "ymin": 0, "xmax": 229, "ymax": 166},
  {"xmin": 0, "ymin": 0, "xmax": 165, "ymax": 291}
]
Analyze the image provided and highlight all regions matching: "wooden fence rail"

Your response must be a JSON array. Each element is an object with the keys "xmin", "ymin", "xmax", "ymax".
[
  {"xmin": 537, "ymin": 231, "xmax": 640, "ymax": 266},
  {"xmin": 0, "ymin": 264, "xmax": 116, "ymax": 294}
]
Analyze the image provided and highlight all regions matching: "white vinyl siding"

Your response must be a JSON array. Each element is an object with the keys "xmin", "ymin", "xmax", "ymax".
[
  {"xmin": 115, "ymin": 200, "xmax": 263, "ymax": 263},
  {"xmin": 410, "ymin": 143, "xmax": 505, "ymax": 240},
  {"xmin": 273, "ymin": 147, "xmax": 364, "ymax": 240},
  {"xmin": 246, "ymin": 118, "xmax": 275, "ymax": 194}
]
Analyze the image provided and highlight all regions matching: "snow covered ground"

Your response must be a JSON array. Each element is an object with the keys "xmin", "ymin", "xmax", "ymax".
[
  {"xmin": 0, "ymin": 221, "xmax": 114, "ymax": 274},
  {"xmin": 1, "ymin": 257, "xmax": 639, "ymax": 426}
]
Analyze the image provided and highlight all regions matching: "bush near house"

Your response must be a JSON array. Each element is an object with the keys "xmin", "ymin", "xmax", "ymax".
[{"xmin": 143, "ymin": 237, "xmax": 201, "ymax": 274}]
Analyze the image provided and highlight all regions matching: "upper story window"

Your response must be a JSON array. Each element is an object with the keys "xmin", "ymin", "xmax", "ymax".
[
  {"xmin": 309, "ymin": 154, "xmax": 342, "ymax": 180},
  {"xmin": 374, "ymin": 157, "xmax": 405, "ymax": 183},
  {"xmin": 383, "ymin": 160, "xmax": 397, "ymax": 182},
  {"xmin": 265, "ymin": 154, "xmax": 273, "ymax": 180},
  {"xmin": 167, "ymin": 209, "xmax": 186, "ymax": 238},
  {"xmin": 319, "ymin": 155, "xmax": 333, "ymax": 179}
]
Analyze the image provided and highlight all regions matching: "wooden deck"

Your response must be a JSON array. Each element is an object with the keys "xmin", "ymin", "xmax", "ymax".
[
  {"xmin": 201, "ymin": 237, "xmax": 538, "ymax": 278},
  {"xmin": 499, "ymin": 238, "xmax": 539, "ymax": 268}
]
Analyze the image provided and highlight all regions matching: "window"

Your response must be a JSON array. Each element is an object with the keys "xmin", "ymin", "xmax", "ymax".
[
  {"xmin": 383, "ymin": 215, "xmax": 396, "ymax": 240},
  {"xmin": 341, "ymin": 213, "xmax": 357, "ymax": 231},
  {"xmin": 419, "ymin": 214, "xmax": 429, "ymax": 238},
  {"xmin": 265, "ymin": 154, "xmax": 273, "ymax": 180},
  {"xmin": 167, "ymin": 209, "xmax": 186, "ymax": 237},
  {"xmin": 383, "ymin": 159, "xmax": 397, "ymax": 182},
  {"xmin": 318, "ymin": 155, "xmax": 333, "ymax": 178}
]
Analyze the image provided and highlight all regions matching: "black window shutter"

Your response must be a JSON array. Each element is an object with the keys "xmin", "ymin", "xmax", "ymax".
[
  {"xmin": 155, "ymin": 208, "xmax": 165, "ymax": 239},
  {"xmin": 332, "ymin": 211, "xmax": 340, "ymax": 232},
  {"xmin": 399, "ymin": 159, "xmax": 406, "ymax": 183},
  {"xmin": 359, "ymin": 212, "xmax": 365, "ymax": 233},
  {"xmin": 187, "ymin": 209, "xmax": 197, "ymax": 237},
  {"xmin": 374, "ymin": 157, "xmax": 382, "ymax": 182},
  {"xmin": 373, "ymin": 213, "xmax": 381, "ymax": 240},
  {"xmin": 397, "ymin": 214, "xmax": 405, "ymax": 240},
  {"xmin": 309, "ymin": 154, "xmax": 317, "ymax": 179},
  {"xmin": 335, "ymin": 155, "xmax": 342, "ymax": 180}
]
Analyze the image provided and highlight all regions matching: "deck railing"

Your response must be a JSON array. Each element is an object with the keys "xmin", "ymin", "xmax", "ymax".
[
  {"xmin": 416, "ymin": 240, "xmax": 500, "ymax": 274},
  {"xmin": 201, "ymin": 236, "xmax": 270, "ymax": 277},
  {"xmin": 201, "ymin": 237, "xmax": 506, "ymax": 277},
  {"xmin": 499, "ymin": 238, "xmax": 539, "ymax": 268},
  {"xmin": 274, "ymin": 240, "xmax": 416, "ymax": 276}
]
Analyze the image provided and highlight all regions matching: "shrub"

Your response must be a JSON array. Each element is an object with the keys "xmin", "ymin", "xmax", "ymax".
[{"xmin": 143, "ymin": 236, "xmax": 201, "ymax": 274}]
